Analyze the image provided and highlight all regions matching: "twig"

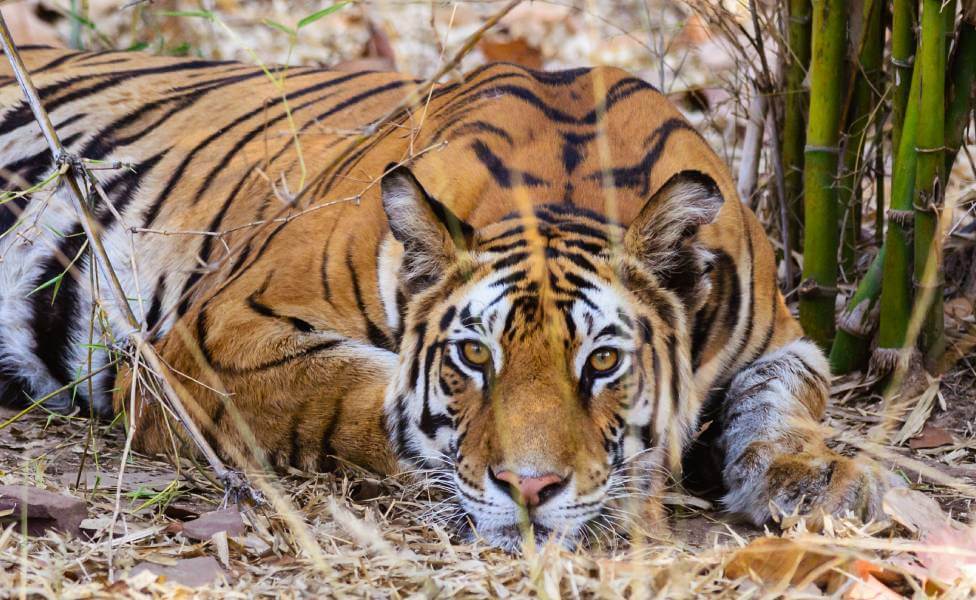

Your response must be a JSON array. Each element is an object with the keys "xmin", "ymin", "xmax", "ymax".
[
  {"xmin": 748, "ymin": 0, "xmax": 795, "ymax": 286},
  {"xmin": 0, "ymin": 12, "xmax": 257, "ymax": 503}
]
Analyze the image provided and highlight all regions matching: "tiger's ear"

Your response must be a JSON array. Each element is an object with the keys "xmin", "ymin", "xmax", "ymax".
[
  {"xmin": 624, "ymin": 170, "xmax": 724, "ymax": 271},
  {"xmin": 381, "ymin": 165, "xmax": 473, "ymax": 292}
]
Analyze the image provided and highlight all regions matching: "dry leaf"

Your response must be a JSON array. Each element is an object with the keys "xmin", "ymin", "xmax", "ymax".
[
  {"xmin": 916, "ymin": 525, "xmax": 976, "ymax": 585},
  {"xmin": 883, "ymin": 489, "xmax": 976, "ymax": 588},
  {"xmin": 892, "ymin": 378, "xmax": 939, "ymax": 446},
  {"xmin": 844, "ymin": 574, "xmax": 904, "ymax": 600},
  {"xmin": 945, "ymin": 297, "xmax": 973, "ymax": 321},
  {"xmin": 725, "ymin": 538, "xmax": 845, "ymax": 587},
  {"xmin": 181, "ymin": 509, "xmax": 245, "ymax": 541},
  {"xmin": 480, "ymin": 38, "xmax": 543, "ymax": 69},
  {"xmin": 674, "ymin": 13, "xmax": 712, "ymax": 47},
  {"xmin": 908, "ymin": 424, "xmax": 955, "ymax": 450},
  {"xmin": 882, "ymin": 488, "xmax": 952, "ymax": 536},
  {"xmin": 130, "ymin": 556, "xmax": 227, "ymax": 588},
  {"xmin": 0, "ymin": 485, "xmax": 87, "ymax": 537}
]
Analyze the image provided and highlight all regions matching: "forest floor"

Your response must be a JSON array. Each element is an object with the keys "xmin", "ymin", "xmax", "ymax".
[
  {"xmin": 1, "ymin": 362, "xmax": 975, "ymax": 597},
  {"xmin": 1, "ymin": 0, "xmax": 975, "ymax": 597}
]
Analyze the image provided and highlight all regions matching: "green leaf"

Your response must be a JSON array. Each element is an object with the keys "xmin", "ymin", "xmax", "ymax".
[
  {"xmin": 168, "ymin": 42, "xmax": 193, "ymax": 57},
  {"xmin": 79, "ymin": 343, "xmax": 110, "ymax": 351},
  {"xmin": 155, "ymin": 10, "xmax": 215, "ymax": 21},
  {"xmin": 65, "ymin": 11, "xmax": 97, "ymax": 30},
  {"xmin": 263, "ymin": 19, "xmax": 296, "ymax": 36},
  {"xmin": 297, "ymin": 2, "xmax": 349, "ymax": 30},
  {"xmin": 28, "ymin": 273, "xmax": 64, "ymax": 298},
  {"xmin": 126, "ymin": 41, "xmax": 149, "ymax": 52}
]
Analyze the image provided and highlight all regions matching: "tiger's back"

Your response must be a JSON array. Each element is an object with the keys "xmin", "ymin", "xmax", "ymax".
[
  {"xmin": 1, "ymin": 48, "xmax": 896, "ymax": 548},
  {"xmin": 1, "ymin": 46, "xmax": 787, "ymax": 416}
]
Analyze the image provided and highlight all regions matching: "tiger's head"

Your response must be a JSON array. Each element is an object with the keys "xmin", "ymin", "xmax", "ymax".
[{"xmin": 380, "ymin": 165, "xmax": 724, "ymax": 550}]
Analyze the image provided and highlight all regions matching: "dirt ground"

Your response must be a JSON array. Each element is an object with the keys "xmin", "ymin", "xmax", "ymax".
[{"xmin": 1, "ymin": 0, "xmax": 975, "ymax": 597}]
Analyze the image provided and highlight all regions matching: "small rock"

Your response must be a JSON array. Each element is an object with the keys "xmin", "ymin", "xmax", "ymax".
[
  {"xmin": 182, "ymin": 508, "xmax": 245, "ymax": 541},
  {"xmin": 0, "ymin": 485, "xmax": 87, "ymax": 536},
  {"xmin": 131, "ymin": 556, "xmax": 227, "ymax": 588}
]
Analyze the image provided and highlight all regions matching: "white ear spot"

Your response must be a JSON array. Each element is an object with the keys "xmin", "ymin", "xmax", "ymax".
[{"xmin": 377, "ymin": 236, "xmax": 404, "ymax": 331}]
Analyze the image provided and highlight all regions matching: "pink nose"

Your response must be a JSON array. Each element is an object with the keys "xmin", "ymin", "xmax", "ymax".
[{"xmin": 492, "ymin": 470, "xmax": 567, "ymax": 507}]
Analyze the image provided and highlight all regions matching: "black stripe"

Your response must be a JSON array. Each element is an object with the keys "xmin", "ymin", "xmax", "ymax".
[
  {"xmin": 29, "ymin": 50, "xmax": 85, "ymax": 73},
  {"xmin": 346, "ymin": 251, "xmax": 393, "ymax": 350},
  {"xmin": 0, "ymin": 60, "xmax": 226, "ymax": 138},
  {"xmin": 439, "ymin": 120, "xmax": 514, "ymax": 146},
  {"xmin": 142, "ymin": 70, "xmax": 372, "ymax": 226},
  {"xmin": 470, "ymin": 140, "xmax": 546, "ymax": 188},
  {"xmin": 246, "ymin": 277, "xmax": 316, "ymax": 333},
  {"xmin": 586, "ymin": 117, "xmax": 697, "ymax": 195},
  {"xmin": 29, "ymin": 225, "xmax": 87, "ymax": 387},
  {"xmin": 668, "ymin": 337, "xmax": 680, "ymax": 410},
  {"xmin": 145, "ymin": 275, "xmax": 166, "ymax": 334},
  {"xmin": 418, "ymin": 344, "xmax": 453, "ymax": 438}
]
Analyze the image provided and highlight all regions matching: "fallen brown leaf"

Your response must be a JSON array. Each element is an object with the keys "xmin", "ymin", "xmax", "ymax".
[
  {"xmin": 0, "ymin": 485, "xmax": 87, "ymax": 536},
  {"xmin": 724, "ymin": 537, "xmax": 847, "ymax": 588},
  {"xmin": 908, "ymin": 424, "xmax": 955, "ymax": 449},
  {"xmin": 844, "ymin": 574, "xmax": 904, "ymax": 600},
  {"xmin": 882, "ymin": 488, "xmax": 954, "ymax": 536},
  {"xmin": 181, "ymin": 508, "xmax": 245, "ymax": 541},
  {"xmin": 480, "ymin": 38, "xmax": 543, "ymax": 69},
  {"xmin": 130, "ymin": 556, "xmax": 227, "ymax": 588}
]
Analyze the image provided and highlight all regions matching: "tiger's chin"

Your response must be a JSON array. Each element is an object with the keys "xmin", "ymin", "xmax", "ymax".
[{"xmin": 462, "ymin": 521, "xmax": 583, "ymax": 553}]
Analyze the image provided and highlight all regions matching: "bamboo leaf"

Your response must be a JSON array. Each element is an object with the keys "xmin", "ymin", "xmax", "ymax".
[
  {"xmin": 263, "ymin": 19, "xmax": 295, "ymax": 36},
  {"xmin": 155, "ymin": 10, "xmax": 216, "ymax": 22},
  {"xmin": 297, "ymin": 3, "xmax": 349, "ymax": 30}
]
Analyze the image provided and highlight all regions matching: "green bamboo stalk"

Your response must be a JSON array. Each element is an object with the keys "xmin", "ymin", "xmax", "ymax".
[
  {"xmin": 839, "ymin": 0, "xmax": 883, "ymax": 276},
  {"xmin": 799, "ymin": 0, "xmax": 848, "ymax": 349},
  {"xmin": 945, "ymin": 16, "xmax": 976, "ymax": 176},
  {"xmin": 891, "ymin": 0, "xmax": 917, "ymax": 155},
  {"xmin": 829, "ymin": 245, "xmax": 885, "ymax": 372},
  {"xmin": 831, "ymin": 4, "xmax": 976, "ymax": 375},
  {"xmin": 875, "ymin": 53, "xmax": 922, "ymax": 370},
  {"xmin": 913, "ymin": 0, "xmax": 948, "ymax": 368},
  {"xmin": 783, "ymin": 0, "xmax": 813, "ymax": 254}
]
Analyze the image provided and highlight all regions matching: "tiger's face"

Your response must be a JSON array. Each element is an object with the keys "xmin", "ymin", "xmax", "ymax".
[{"xmin": 381, "ymin": 167, "xmax": 723, "ymax": 550}]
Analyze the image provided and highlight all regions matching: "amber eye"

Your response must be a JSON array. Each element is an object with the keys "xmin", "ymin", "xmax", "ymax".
[
  {"xmin": 587, "ymin": 347, "xmax": 620, "ymax": 373},
  {"xmin": 459, "ymin": 341, "xmax": 492, "ymax": 368}
]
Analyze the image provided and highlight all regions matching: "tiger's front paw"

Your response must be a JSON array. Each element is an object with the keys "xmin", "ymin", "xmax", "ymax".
[{"xmin": 724, "ymin": 446, "xmax": 904, "ymax": 526}]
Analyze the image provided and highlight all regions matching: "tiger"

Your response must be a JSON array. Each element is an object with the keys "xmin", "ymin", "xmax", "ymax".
[{"xmin": 0, "ymin": 46, "xmax": 900, "ymax": 550}]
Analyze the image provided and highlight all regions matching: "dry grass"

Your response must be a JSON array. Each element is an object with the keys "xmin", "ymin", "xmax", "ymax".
[
  {"xmin": 3, "ymin": 366, "xmax": 976, "ymax": 597},
  {"xmin": 2, "ymin": 0, "xmax": 975, "ymax": 597}
]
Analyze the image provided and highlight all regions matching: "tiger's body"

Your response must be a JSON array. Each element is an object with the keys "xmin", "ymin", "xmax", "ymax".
[{"xmin": 0, "ymin": 47, "xmax": 896, "ymax": 549}]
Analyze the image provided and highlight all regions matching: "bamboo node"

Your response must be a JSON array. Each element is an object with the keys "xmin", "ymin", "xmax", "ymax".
[
  {"xmin": 887, "ymin": 209, "xmax": 915, "ymax": 227},
  {"xmin": 890, "ymin": 56, "xmax": 915, "ymax": 68},
  {"xmin": 870, "ymin": 347, "xmax": 913, "ymax": 375},
  {"xmin": 915, "ymin": 145, "xmax": 948, "ymax": 154},
  {"xmin": 798, "ymin": 278, "xmax": 838, "ymax": 298},
  {"xmin": 912, "ymin": 275, "xmax": 947, "ymax": 289},
  {"xmin": 804, "ymin": 144, "xmax": 840, "ymax": 154}
]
